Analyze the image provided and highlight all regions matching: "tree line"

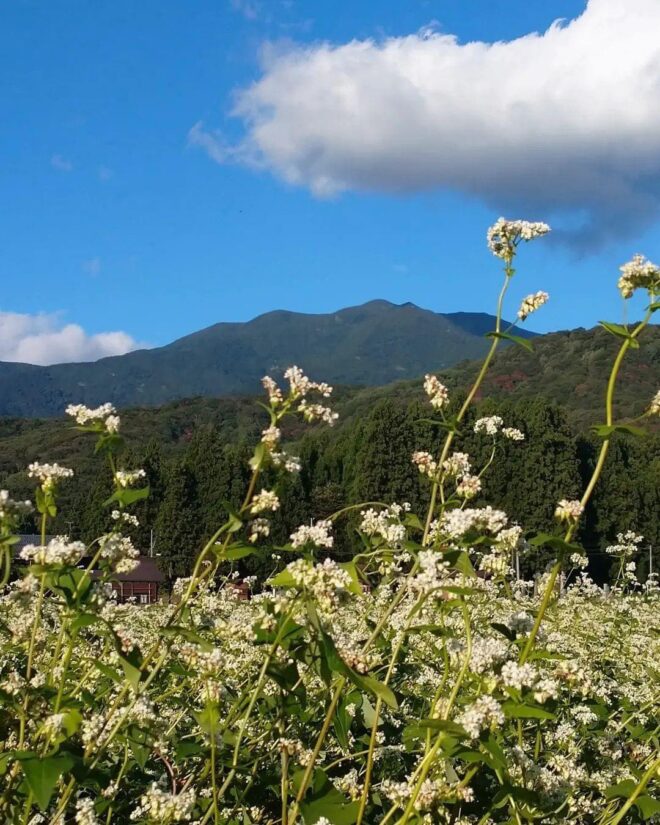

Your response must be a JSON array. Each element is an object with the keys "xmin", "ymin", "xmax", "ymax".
[{"xmin": 19, "ymin": 394, "xmax": 655, "ymax": 586}]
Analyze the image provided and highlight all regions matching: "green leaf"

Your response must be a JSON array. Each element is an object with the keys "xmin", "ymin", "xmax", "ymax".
[
  {"xmin": 486, "ymin": 331, "xmax": 534, "ymax": 352},
  {"xmin": 636, "ymin": 795, "xmax": 660, "ymax": 820},
  {"xmin": 92, "ymin": 660, "xmax": 121, "ymax": 683},
  {"xmin": 648, "ymin": 300, "xmax": 660, "ymax": 311},
  {"xmin": 357, "ymin": 675, "xmax": 398, "ymax": 710},
  {"xmin": 20, "ymin": 753, "xmax": 75, "ymax": 810},
  {"xmin": 249, "ymin": 442, "xmax": 266, "ymax": 471},
  {"xmin": 70, "ymin": 612, "xmax": 105, "ymax": 634},
  {"xmin": 213, "ymin": 543, "xmax": 256, "ymax": 562},
  {"xmin": 605, "ymin": 779, "xmax": 637, "ymax": 799},
  {"xmin": 104, "ymin": 486, "xmax": 150, "ymax": 507},
  {"xmin": 501, "ymin": 700, "xmax": 555, "ymax": 720},
  {"xmin": 339, "ymin": 561, "xmax": 363, "ymax": 596},
  {"xmin": 597, "ymin": 321, "xmax": 641, "ymax": 348},
  {"xmin": 491, "ymin": 622, "xmax": 516, "ymax": 641},
  {"xmin": 443, "ymin": 549, "xmax": 476, "ymax": 577},
  {"xmin": 414, "ymin": 719, "xmax": 469, "ymax": 738},
  {"xmin": 128, "ymin": 726, "xmax": 151, "ymax": 769},
  {"xmin": 299, "ymin": 769, "xmax": 359, "ymax": 825},
  {"xmin": 529, "ymin": 533, "xmax": 582, "ymax": 555},
  {"xmin": 268, "ymin": 569, "xmax": 296, "ymax": 588},
  {"xmin": 159, "ymin": 626, "xmax": 212, "ymax": 651},
  {"xmin": 193, "ymin": 702, "xmax": 221, "ymax": 735},
  {"xmin": 591, "ymin": 423, "xmax": 647, "ymax": 438},
  {"xmin": 415, "ymin": 418, "xmax": 459, "ymax": 433}
]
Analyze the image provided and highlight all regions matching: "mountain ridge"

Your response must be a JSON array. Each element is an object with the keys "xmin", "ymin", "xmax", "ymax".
[{"xmin": 0, "ymin": 300, "xmax": 536, "ymax": 417}]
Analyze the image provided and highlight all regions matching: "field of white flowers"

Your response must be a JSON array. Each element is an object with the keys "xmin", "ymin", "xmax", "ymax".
[{"xmin": 0, "ymin": 220, "xmax": 658, "ymax": 824}]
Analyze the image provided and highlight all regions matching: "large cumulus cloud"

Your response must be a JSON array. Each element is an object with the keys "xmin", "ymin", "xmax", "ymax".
[{"xmin": 191, "ymin": 0, "xmax": 660, "ymax": 247}]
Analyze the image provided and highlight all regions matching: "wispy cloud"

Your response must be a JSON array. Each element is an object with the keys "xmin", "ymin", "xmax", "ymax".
[
  {"xmin": 98, "ymin": 166, "xmax": 114, "ymax": 181},
  {"xmin": 0, "ymin": 310, "xmax": 145, "ymax": 365},
  {"xmin": 50, "ymin": 154, "xmax": 73, "ymax": 173},
  {"xmin": 82, "ymin": 257, "xmax": 102, "ymax": 277},
  {"xmin": 230, "ymin": 0, "xmax": 261, "ymax": 21},
  {"xmin": 195, "ymin": 0, "xmax": 660, "ymax": 248}
]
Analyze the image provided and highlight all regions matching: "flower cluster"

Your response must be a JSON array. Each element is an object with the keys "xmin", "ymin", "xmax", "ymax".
[
  {"xmin": 286, "ymin": 557, "xmax": 353, "ymax": 612},
  {"xmin": 487, "ymin": 218, "xmax": 551, "ymax": 261},
  {"xmin": 435, "ymin": 505, "xmax": 509, "ymax": 540},
  {"xmin": 66, "ymin": 403, "xmax": 120, "ymax": 433},
  {"xmin": 555, "ymin": 498, "xmax": 583, "ymax": 522},
  {"xmin": 98, "ymin": 532, "xmax": 140, "ymax": 573},
  {"xmin": 517, "ymin": 290, "xmax": 549, "ymax": 321},
  {"xmin": 20, "ymin": 536, "xmax": 86, "ymax": 566},
  {"xmin": 28, "ymin": 462, "xmax": 74, "ymax": 490},
  {"xmin": 474, "ymin": 415, "xmax": 503, "ymax": 436},
  {"xmin": 411, "ymin": 450, "xmax": 437, "ymax": 478},
  {"xmin": 261, "ymin": 366, "xmax": 338, "ymax": 426},
  {"xmin": 359, "ymin": 505, "xmax": 409, "ymax": 546},
  {"xmin": 114, "ymin": 469, "xmax": 146, "ymax": 488},
  {"xmin": 290, "ymin": 519, "xmax": 334, "ymax": 549},
  {"xmin": 457, "ymin": 695, "xmax": 505, "ymax": 739},
  {"xmin": 617, "ymin": 253, "xmax": 660, "ymax": 299},
  {"xmin": 423, "ymin": 374, "xmax": 449, "ymax": 410},
  {"xmin": 0, "ymin": 489, "xmax": 32, "ymax": 527},
  {"xmin": 250, "ymin": 489, "xmax": 280, "ymax": 514},
  {"xmin": 130, "ymin": 784, "xmax": 196, "ymax": 822}
]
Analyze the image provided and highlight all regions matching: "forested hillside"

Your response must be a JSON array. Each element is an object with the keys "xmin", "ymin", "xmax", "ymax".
[{"xmin": 1, "ymin": 322, "xmax": 658, "ymax": 584}]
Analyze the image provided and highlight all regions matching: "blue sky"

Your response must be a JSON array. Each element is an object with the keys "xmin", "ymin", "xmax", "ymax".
[{"xmin": 2, "ymin": 0, "xmax": 659, "ymax": 363}]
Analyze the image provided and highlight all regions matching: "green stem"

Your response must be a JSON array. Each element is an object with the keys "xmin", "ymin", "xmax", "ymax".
[{"xmin": 520, "ymin": 307, "xmax": 654, "ymax": 664}]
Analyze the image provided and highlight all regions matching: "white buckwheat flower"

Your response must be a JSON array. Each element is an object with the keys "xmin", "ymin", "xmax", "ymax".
[
  {"xmin": 456, "ymin": 475, "xmax": 481, "ymax": 499},
  {"xmin": 412, "ymin": 451, "xmax": 437, "ymax": 478},
  {"xmin": 517, "ymin": 291, "xmax": 549, "ymax": 321},
  {"xmin": 442, "ymin": 452, "xmax": 472, "ymax": 476},
  {"xmin": 647, "ymin": 389, "xmax": 660, "ymax": 416},
  {"xmin": 555, "ymin": 499, "xmax": 583, "ymax": 522},
  {"xmin": 249, "ymin": 518, "xmax": 271, "ymax": 543},
  {"xmin": 66, "ymin": 402, "xmax": 120, "ymax": 434},
  {"xmin": 20, "ymin": 537, "xmax": 86, "ymax": 566},
  {"xmin": 114, "ymin": 469, "xmax": 146, "ymax": 488},
  {"xmin": 250, "ymin": 489, "xmax": 280, "ymax": 514},
  {"xmin": 261, "ymin": 425, "xmax": 281, "ymax": 450},
  {"xmin": 290, "ymin": 519, "xmax": 334, "ymax": 549},
  {"xmin": 617, "ymin": 254, "xmax": 660, "ymax": 299},
  {"xmin": 261, "ymin": 375, "xmax": 283, "ymax": 406},
  {"xmin": 423, "ymin": 374, "xmax": 449, "ymax": 410},
  {"xmin": 474, "ymin": 416, "xmax": 503, "ymax": 436},
  {"xmin": 0, "ymin": 490, "xmax": 33, "ymax": 523},
  {"xmin": 487, "ymin": 218, "xmax": 550, "ymax": 261},
  {"xmin": 75, "ymin": 798, "xmax": 99, "ymax": 825},
  {"xmin": 502, "ymin": 427, "xmax": 525, "ymax": 441},
  {"xmin": 457, "ymin": 695, "xmax": 505, "ymax": 739},
  {"xmin": 28, "ymin": 462, "xmax": 74, "ymax": 490}
]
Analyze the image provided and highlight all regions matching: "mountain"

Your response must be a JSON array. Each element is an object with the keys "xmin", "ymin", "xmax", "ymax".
[{"xmin": 0, "ymin": 301, "xmax": 535, "ymax": 418}]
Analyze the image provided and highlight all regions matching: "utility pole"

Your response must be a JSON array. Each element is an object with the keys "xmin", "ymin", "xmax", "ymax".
[{"xmin": 649, "ymin": 544, "xmax": 654, "ymax": 579}]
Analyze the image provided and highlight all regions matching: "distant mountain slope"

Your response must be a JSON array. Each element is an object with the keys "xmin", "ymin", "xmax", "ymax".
[
  {"xmin": 1, "ymin": 324, "xmax": 656, "ymax": 487},
  {"xmin": 0, "ymin": 301, "xmax": 534, "ymax": 417}
]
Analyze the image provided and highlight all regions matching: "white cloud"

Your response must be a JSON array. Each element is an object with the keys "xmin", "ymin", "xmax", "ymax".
[
  {"xmin": 0, "ymin": 311, "xmax": 144, "ymax": 366},
  {"xmin": 51, "ymin": 154, "xmax": 73, "ymax": 172},
  {"xmin": 98, "ymin": 165, "xmax": 114, "ymax": 181},
  {"xmin": 194, "ymin": 0, "xmax": 660, "ymax": 247}
]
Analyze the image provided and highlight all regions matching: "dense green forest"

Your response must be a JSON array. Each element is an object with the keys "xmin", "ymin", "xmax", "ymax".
[{"xmin": 1, "ymin": 324, "xmax": 658, "ymax": 583}]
